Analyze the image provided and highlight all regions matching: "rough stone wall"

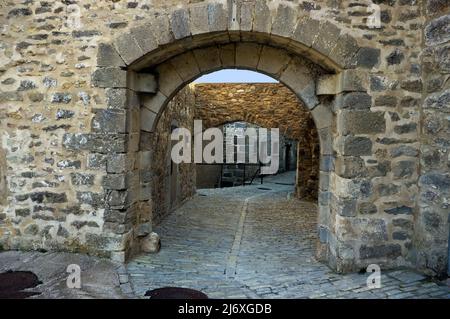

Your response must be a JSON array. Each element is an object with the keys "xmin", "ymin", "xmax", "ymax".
[
  {"xmin": 195, "ymin": 83, "xmax": 313, "ymax": 141},
  {"xmin": 417, "ymin": 1, "xmax": 450, "ymax": 276},
  {"xmin": 194, "ymin": 83, "xmax": 319, "ymax": 197},
  {"xmin": 296, "ymin": 117, "xmax": 320, "ymax": 200},
  {"xmin": 148, "ymin": 86, "xmax": 196, "ymax": 225}
]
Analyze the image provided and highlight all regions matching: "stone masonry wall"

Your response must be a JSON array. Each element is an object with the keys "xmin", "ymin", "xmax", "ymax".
[
  {"xmin": 417, "ymin": 1, "xmax": 450, "ymax": 276},
  {"xmin": 194, "ymin": 83, "xmax": 319, "ymax": 198},
  {"xmin": 148, "ymin": 85, "xmax": 196, "ymax": 225},
  {"xmin": 195, "ymin": 83, "xmax": 314, "ymax": 141}
]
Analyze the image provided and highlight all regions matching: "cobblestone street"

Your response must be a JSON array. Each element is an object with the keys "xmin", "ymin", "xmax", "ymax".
[{"xmin": 127, "ymin": 172, "xmax": 450, "ymax": 299}]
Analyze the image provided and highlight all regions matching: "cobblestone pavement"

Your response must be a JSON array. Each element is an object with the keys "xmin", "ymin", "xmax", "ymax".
[
  {"xmin": 0, "ymin": 251, "xmax": 129, "ymax": 298},
  {"xmin": 127, "ymin": 172, "xmax": 450, "ymax": 299}
]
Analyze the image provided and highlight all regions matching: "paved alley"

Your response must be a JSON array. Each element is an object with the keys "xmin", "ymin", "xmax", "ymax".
[{"xmin": 126, "ymin": 172, "xmax": 449, "ymax": 299}]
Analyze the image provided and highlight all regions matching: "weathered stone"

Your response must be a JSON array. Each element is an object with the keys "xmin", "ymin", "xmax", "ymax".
[
  {"xmin": 358, "ymin": 202, "xmax": 378, "ymax": 215},
  {"xmin": 342, "ymin": 136, "xmax": 373, "ymax": 156},
  {"xmin": 425, "ymin": 15, "xmax": 450, "ymax": 45},
  {"xmin": 252, "ymin": 0, "xmax": 271, "ymax": 34},
  {"xmin": 392, "ymin": 231, "xmax": 410, "ymax": 240},
  {"xmin": 338, "ymin": 111, "xmax": 386, "ymax": 135},
  {"xmin": 337, "ymin": 92, "xmax": 372, "ymax": 110},
  {"xmin": 386, "ymin": 49, "xmax": 405, "ymax": 65},
  {"xmin": 51, "ymin": 93, "xmax": 72, "ymax": 104},
  {"xmin": 71, "ymin": 173, "xmax": 95, "ymax": 186},
  {"xmin": 355, "ymin": 47, "xmax": 380, "ymax": 68},
  {"xmin": 384, "ymin": 206, "xmax": 413, "ymax": 215},
  {"xmin": 335, "ymin": 156, "xmax": 367, "ymax": 178},
  {"xmin": 56, "ymin": 109, "xmax": 74, "ymax": 120},
  {"xmin": 292, "ymin": 16, "xmax": 320, "ymax": 47},
  {"xmin": 97, "ymin": 43, "xmax": 125, "ymax": 67},
  {"xmin": 92, "ymin": 68, "xmax": 127, "ymax": 88},
  {"xmin": 360, "ymin": 244, "xmax": 402, "ymax": 259},
  {"xmin": 419, "ymin": 173, "xmax": 450, "ymax": 191},
  {"xmin": 272, "ymin": 4, "xmax": 298, "ymax": 38},
  {"xmin": 170, "ymin": 8, "xmax": 190, "ymax": 39},
  {"xmin": 92, "ymin": 109, "xmax": 127, "ymax": 133},
  {"xmin": 376, "ymin": 183, "xmax": 400, "ymax": 197},
  {"xmin": 375, "ymin": 95, "xmax": 397, "ymax": 107},
  {"xmin": 390, "ymin": 145, "xmax": 419, "ymax": 158},
  {"xmin": 392, "ymin": 160, "xmax": 416, "ymax": 178},
  {"xmin": 394, "ymin": 123, "xmax": 417, "ymax": 135},
  {"xmin": 141, "ymin": 232, "xmax": 161, "ymax": 253},
  {"xmin": 63, "ymin": 133, "xmax": 127, "ymax": 153}
]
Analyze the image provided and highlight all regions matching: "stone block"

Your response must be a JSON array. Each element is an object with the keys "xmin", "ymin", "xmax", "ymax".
[
  {"xmin": 335, "ymin": 156, "xmax": 368, "ymax": 178},
  {"xmin": 312, "ymin": 21, "xmax": 341, "ymax": 57},
  {"xmin": 425, "ymin": 15, "xmax": 450, "ymax": 46},
  {"xmin": 106, "ymin": 88, "xmax": 127, "ymax": 110},
  {"xmin": 140, "ymin": 107, "xmax": 158, "ymax": 133},
  {"xmin": 141, "ymin": 91, "xmax": 167, "ymax": 115},
  {"xmin": 155, "ymin": 63, "xmax": 183, "ymax": 97},
  {"xmin": 292, "ymin": 15, "xmax": 320, "ymax": 47},
  {"xmin": 253, "ymin": 0, "xmax": 271, "ymax": 34},
  {"xmin": 329, "ymin": 34, "xmax": 360, "ymax": 68},
  {"xmin": 335, "ymin": 92, "xmax": 372, "ymax": 110},
  {"xmin": 392, "ymin": 160, "xmax": 416, "ymax": 178},
  {"xmin": 280, "ymin": 57, "xmax": 318, "ymax": 109},
  {"xmin": 257, "ymin": 46, "xmax": 291, "ymax": 77},
  {"xmin": 271, "ymin": 4, "xmax": 297, "ymax": 38},
  {"xmin": 338, "ymin": 136, "xmax": 373, "ymax": 156},
  {"xmin": 113, "ymin": 33, "xmax": 143, "ymax": 65},
  {"xmin": 239, "ymin": 1, "xmax": 254, "ymax": 31},
  {"xmin": 130, "ymin": 22, "xmax": 158, "ymax": 54},
  {"xmin": 320, "ymin": 155, "xmax": 335, "ymax": 172},
  {"xmin": 152, "ymin": 14, "xmax": 173, "ymax": 47},
  {"xmin": 338, "ymin": 110, "xmax": 386, "ymax": 135},
  {"xmin": 97, "ymin": 43, "xmax": 125, "ymax": 67},
  {"xmin": 189, "ymin": 4, "xmax": 209, "ymax": 35},
  {"xmin": 129, "ymin": 72, "xmax": 157, "ymax": 93},
  {"xmin": 169, "ymin": 51, "xmax": 200, "ymax": 82},
  {"xmin": 311, "ymin": 104, "xmax": 333, "ymax": 129},
  {"xmin": 219, "ymin": 44, "xmax": 236, "ymax": 68},
  {"xmin": 106, "ymin": 154, "xmax": 130, "ymax": 173},
  {"xmin": 317, "ymin": 74, "xmax": 338, "ymax": 95},
  {"xmin": 341, "ymin": 69, "xmax": 369, "ymax": 92},
  {"xmin": 235, "ymin": 42, "xmax": 261, "ymax": 69},
  {"xmin": 92, "ymin": 67, "xmax": 127, "ymax": 88},
  {"xmin": 354, "ymin": 47, "xmax": 380, "ymax": 69},
  {"xmin": 170, "ymin": 8, "xmax": 191, "ymax": 40},
  {"xmin": 92, "ymin": 109, "xmax": 127, "ymax": 133},
  {"xmin": 384, "ymin": 205, "xmax": 413, "ymax": 215},
  {"xmin": 63, "ymin": 133, "xmax": 127, "ymax": 153},
  {"xmin": 360, "ymin": 244, "xmax": 402, "ymax": 259},
  {"xmin": 193, "ymin": 46, "xmax": 221, "ymax": 72},
  {"xmin": 207, "ymin": 2, "xmax": 227, "ymax": 32}
]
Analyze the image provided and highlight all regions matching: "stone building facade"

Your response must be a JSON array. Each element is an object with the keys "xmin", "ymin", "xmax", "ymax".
[{"xmin": 0, "ymin": 0, "xmax": 448, "ymax": 276}]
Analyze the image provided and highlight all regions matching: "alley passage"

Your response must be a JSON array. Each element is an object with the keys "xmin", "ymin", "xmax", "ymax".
[{"xmin": 127, "ymin": 172, "xmax": 449, "ymax": 299}]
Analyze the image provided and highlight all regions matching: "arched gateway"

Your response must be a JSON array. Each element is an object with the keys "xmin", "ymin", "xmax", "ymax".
[
  {"xmin": 87, "ymin": 2, "xmax": 389, "ymax": 273},
  {"xmin": 1, "ymin": 1, "xmax": 448, "ymax": 277}
]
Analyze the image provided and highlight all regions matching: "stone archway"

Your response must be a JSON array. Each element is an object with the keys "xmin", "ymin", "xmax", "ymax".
[{"xmin": 87, "ymin": 2, "xmax": 386, "ymax": 273}]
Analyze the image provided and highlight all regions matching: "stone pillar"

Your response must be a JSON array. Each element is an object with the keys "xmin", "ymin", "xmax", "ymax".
[{"xmin": 416, "ymin": 4, "xmax": 450, "ymax": 277}]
